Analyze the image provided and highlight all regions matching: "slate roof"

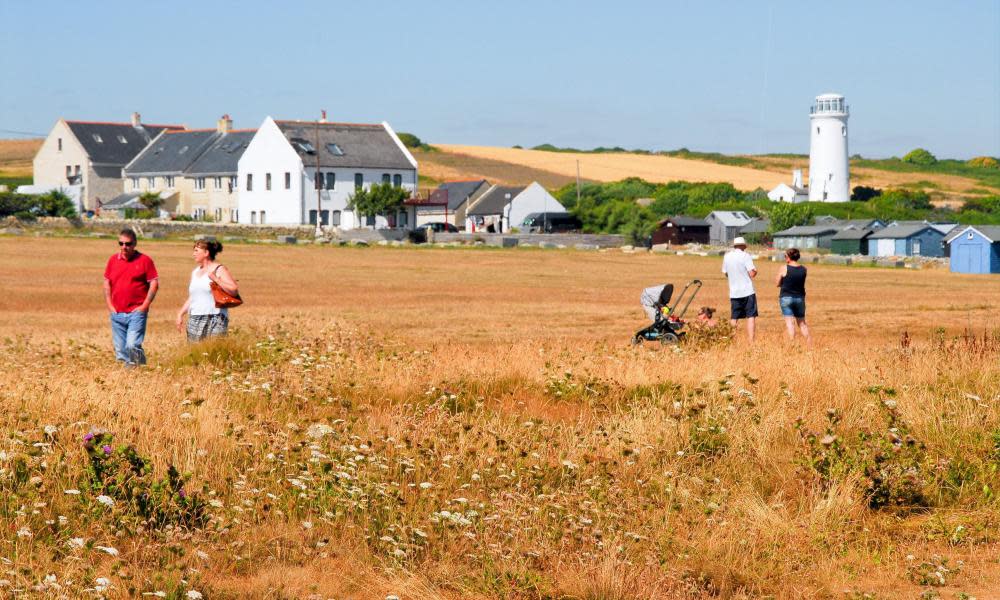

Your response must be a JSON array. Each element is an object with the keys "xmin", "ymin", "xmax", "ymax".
[
  {"xmin": 946, "ymin": 225, "xmax": 1000, "ymax": 243},
  {"xmin": 186, "ymin": 130, "xmax": 256, "ymax": 175},
  {"xmin": 869, "ymin": 224, "xmax": 940, "ymax": 239},
  {"xmin": 66, "ymin": 121, "xmax": 182, "ymax": 166},
  {"xmin": 707, "ymin": 211, "xmax": 753, "ymax": 226},
  {"xmin": 739, "ymin": 218, "xmax": 771, "ymax": 234},
  {"xmin": 125, "ymin": 130, "xmax": 218, "ymax": 175},
  {"xmin": 436, "ymin": 180, "xmax": 488, "ymax": 210},
  {"xmin": 831, "ymin": 228, "xmax": 874, "ymax": 240},
  {"xmin": 103, "ymin": 192, "xmax": 144, "ymax": 210},
  {"xmin": 275, "ymin": 121, "xmax": 415, "ymax": 170},
  {"xmin": 773, "ymin": 225, "xmax": 840, "ymax": 237},
  {"xmin": 662, "ymin": 216, "xmax": 709, "ymax": 228},
  {"xmin": 466, "ymin": 185, "xmax": 526, "ymax": 216}
]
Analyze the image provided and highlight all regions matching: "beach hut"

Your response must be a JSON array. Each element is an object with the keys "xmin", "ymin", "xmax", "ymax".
[{"xmin": 947, "ymin": 226, "xmax": 1000, "ymax": 273}]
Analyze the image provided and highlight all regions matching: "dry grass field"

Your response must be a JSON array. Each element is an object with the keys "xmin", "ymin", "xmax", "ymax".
[
  {"xmin": 4, "ymin": 236, "xmax": 1000, "ymax": 599},
  {"xmin": 0, "ymin": 138, "xmax": 41, "ymax": 177}
]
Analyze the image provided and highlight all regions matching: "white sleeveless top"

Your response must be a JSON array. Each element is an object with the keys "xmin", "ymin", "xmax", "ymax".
[{"xmin": 188, "ymin": 266, "xmax": 225, "ymax": 316}]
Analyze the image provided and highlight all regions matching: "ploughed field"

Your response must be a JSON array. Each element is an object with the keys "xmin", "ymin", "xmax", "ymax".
[{"xmin": 3, "ymin": 237, "xmax": 1000, "ymax": 599}]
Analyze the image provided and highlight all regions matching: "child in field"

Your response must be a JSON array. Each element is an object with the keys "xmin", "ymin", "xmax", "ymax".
[{"xmin": 695, "ymin": 306, "xmax": 717, "ymax": 327}]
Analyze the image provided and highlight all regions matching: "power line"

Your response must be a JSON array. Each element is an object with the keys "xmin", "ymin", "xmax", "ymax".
[{"xmin": 0, "ymin": 128, "xmax": 46, "ymax": 137}]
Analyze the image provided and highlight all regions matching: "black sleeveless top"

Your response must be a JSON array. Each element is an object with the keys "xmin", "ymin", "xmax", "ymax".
[{"xmin": 780, "ymin": 265, "xmax": 806, "ymax": 297}]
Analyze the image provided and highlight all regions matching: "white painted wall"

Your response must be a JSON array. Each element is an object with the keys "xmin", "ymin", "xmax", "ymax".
[
  {"xmin": 808, "ymin": 93, "xmax": 850, "ymax": 202},
  {"xmin": 507, "ymin": 182, "xmax": 565, "ymax": 230},
  {"xmin": 237, "ymin": 117, "xmax": 417, "ymax": 228},
  {"xmin": 768, "ymin": 183, "xmax": 806, "ymax": 203}
]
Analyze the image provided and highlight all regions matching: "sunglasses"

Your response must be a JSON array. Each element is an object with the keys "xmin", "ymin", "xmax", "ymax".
[{"xmin": 118, "ymin": 241, "xmax": 136, "ymax": 247}]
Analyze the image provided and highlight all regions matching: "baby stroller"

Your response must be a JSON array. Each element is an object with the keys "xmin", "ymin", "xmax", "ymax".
[{"xmin": 632, "ymin": 279, "xmax": 703, "ymax": 345}]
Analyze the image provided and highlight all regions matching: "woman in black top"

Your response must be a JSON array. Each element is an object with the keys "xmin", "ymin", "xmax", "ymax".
[{"xmin": 775, "ymin": 248, "xmax": 811, "ymax": 343}]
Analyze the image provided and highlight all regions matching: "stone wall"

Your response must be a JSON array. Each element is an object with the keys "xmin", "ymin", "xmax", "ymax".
[{"xmin": 430, "ymin": 232, "xmax": 626, "ymax": 248}]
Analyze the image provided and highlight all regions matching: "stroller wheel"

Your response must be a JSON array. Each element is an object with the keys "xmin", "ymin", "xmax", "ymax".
[
  {"xmin": 659, "ymin": 332, "xmax": 680, "ymax": 345},
  {"xmin": 631, "ymin": 335, "xmax": 643, "ymax": 346}
]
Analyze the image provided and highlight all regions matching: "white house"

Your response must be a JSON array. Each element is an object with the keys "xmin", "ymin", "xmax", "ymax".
[
  {"xmin": 465, "ymin": 182, "xmax": 565, "ymax": 232},
  {"xmin": 768, "ymin": 169, "xmax": 809, "ymax": 203},
  {"xmin": 237, "ymin": 116, "xmax": 418, "ymax": 228}
]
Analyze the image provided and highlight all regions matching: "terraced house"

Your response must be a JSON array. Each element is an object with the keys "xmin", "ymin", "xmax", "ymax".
[
  {"xmin": 32, "ymin": 113, "xmax": 182, "ymax": 212},
  {"xmin": 118, "ymin": 116, "xmax": 253, "ymax": 221},
  {"xmin": 237, "ymin": 116, "xmax": 417, "ymax": 227}
]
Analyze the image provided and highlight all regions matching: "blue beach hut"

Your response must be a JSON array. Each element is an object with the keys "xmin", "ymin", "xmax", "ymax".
[{"xmin": 947, "ymin": 226, "xmax": 1000, "ymax": 274}]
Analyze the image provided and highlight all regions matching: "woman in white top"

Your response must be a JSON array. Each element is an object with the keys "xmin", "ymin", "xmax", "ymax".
[{"xmin": 175, "ymin": 239, "xmax": 239, "ymax": 342}]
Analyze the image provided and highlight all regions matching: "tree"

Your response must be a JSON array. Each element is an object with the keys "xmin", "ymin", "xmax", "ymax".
[
  {"xmin": 902, "ymin": 148, "xmax": 937, "ymax": 166},
  {"xmin": 768, "ymin": 203, "xmax": 813, "ymax": 233},
  {"xmin": 139, "ymin": 191, "xmax": 164, "ymax": 212},
  {"xmin": 347, "ymin": 182, "xmax": 409, "ymax": 226},
  {"xmin": 397, "ymin": 132, "xmax": 422, "ymax": 148},
  {"xmin": 851, "ymin": 186, "xmax": 882, "ymax": 202},
  {"xmin": 967, "ymin": 156, "xmax": 1000, "ymax": 169}
]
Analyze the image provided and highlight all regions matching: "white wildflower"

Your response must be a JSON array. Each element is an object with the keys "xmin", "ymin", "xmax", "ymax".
[
  {"xmin": 186, "ymin": 591, "xmax": 203, "ymax": 600},
  {"xmin": 306, "ymin": 423, "xmax": 334, "ymax": 439},
  {"xmin": 96, "ymin": 545, "xmax": 119, "ymax": 556},
  {"xmin": 64, "ymin": 489, "xmax": 81, "ymax": 495},
  {"xmin": 43, "ymin": 424, "xmax": 58, "ymax": 436},
  {"xmin": 95, "ymin": 577, "xmax": 111, "ymax": 592},
  {"xmin": 179, "ymin": 412, "xmax": 193, "ymax": 420},
  {"xmin": 302, "ymin": 521, "xmax": 313, "ymax": 529},
  {"xmin": 67, "ymin": 538, "xmax": 85, "ymax": 549},
  {"xmin": 96, "ymin": 495, "xmax": 115, "ymax": 507},
  {"xmin": 16, "ymin": 527, "xmax": 31, "ymax": 538},
  {"xmin": 419, "ymin": 482, "xmax": 432, "ymax": 490}
]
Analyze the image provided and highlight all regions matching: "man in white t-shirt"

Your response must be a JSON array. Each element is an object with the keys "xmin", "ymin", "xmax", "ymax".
[{"xmin": 722, "ymin": 236, "xmax": 758, "ymax": 343}]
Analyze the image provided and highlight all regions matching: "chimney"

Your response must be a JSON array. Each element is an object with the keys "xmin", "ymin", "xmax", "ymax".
[
  {"xmin": 792, "ymin": 169, "xmax": 803, "ymax": 188},
  {"xmin": 320, "ymin": 110, "xmax": 327, "ymax": 123},
  {"xmin": 131, "ymin": 112, "xmax": 141, "ymax": 127},
  {"xmin": 217, "ymin": 114, "xmax": 232, "ymax": 133}
]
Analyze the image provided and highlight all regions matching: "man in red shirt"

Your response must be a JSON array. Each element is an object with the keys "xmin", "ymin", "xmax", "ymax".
[{"xmin": 103, "ymin": 228, "xmax": 159, "ymax": 366}]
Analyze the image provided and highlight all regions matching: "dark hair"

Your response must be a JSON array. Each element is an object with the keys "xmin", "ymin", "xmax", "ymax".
[
  {"xmin": 194, "ymin": 239, "xmax": 224, "ymax": 259},
  {"xmin": 119, "ymin": 228, "xmax": 137, "ymax": 242},
  {"xmin": 786, "ymin": 248, "xmax": 801, "ymax": 261},
  {"xmin": 698, "ymin": 306, "xmax": 716, "ymax": 318}
]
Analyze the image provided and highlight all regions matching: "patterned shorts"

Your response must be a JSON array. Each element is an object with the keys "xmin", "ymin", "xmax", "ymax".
[{"xmin": 187, "ymin": 312, "xmax": 229, "ymax": 342}]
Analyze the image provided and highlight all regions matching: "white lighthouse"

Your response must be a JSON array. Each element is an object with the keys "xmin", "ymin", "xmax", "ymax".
[{"xmin": 808, "ymin": 93, "xmax": 850, "ymax": 202}]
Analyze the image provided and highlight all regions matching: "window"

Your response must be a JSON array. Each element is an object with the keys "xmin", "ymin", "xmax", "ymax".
[
  {"xmin": 246, "ymin": 173, "xmax": 253, "ymax": 191},
  {"xmin": 92, "ymin": 134, "xmax": 103, "ymax": 143},
  {"xmin": 166, "ymin": 176, "xmax": 175, "ymax": 187},
  {"xmin": 214, "ymin": 176, "xmax": 222, "ymax": 190},
  {"xmin": 314, "ymin": 172, "xmax": 323, "ymax": 190},
  {"xmin": 331, "ymin": 210, "xmax": 341, "ymax": 226},
  {"xmin": 229, "ymin": 176, "xmax": 237, "ymax": 192},
  {"xmin": 325, "ymin": 172, "xmax": 335, "ymax": 190},
  {"xmin": 194, "ymin": 177, "xmax": 205, "ymax": 190},
  {"xmin": 913, "ymin": 240, "xmax": 921, "ymax": 255},
  {"xmin": 309, "ymin": 210, "xmax": 330, "ymax": 226},
  {"xmin": 194, "ymin": 208, "xmax": 206, "ymax": 219},
  {"xmin": 266, "ymin": 172, "xmax": 272, "ymax": 191},
  {"xmin": 251, "ymin": 211, "xmax": 257, "ymax": 224},
  {"xmin": 215, "ymin": 208, "xmax": 222, "ymax": 221},
  {"xmin": 285, "ymin": 172, "xmax": 291, "ymax": 189},
  {"xmin": 260, "ymin": 211, "xmax": 266, "ymax": 224},
  {"xmin": 393, "ymin": 174, "xmax": 402, "ymax": 188},
  {"xmin": 398, "ymin": 211, "xmax": 408, "ymax": 227},
  {"xmin": 292, "ymin": 139, "xmax": 316, "ymax": 154},
  {"xmin": 58, "ymin": 138, "xmax": 62, "ymax": 151},
  {"xmin": 365, "ymin": 214, "xmax": 375, "ymax": 227},
  {"xmin": 842, "ymin": 126, "xmax": 847, "ymax": 137},
  {"xmin": 66, "ymin": 166, "xmax": 72, "ymax": 177},
  {"xmin": 382, "ymin": 173, "xmax": 391, "ymax": 184},
  {"xmin": 816, "ymin": 126, "xmax": 820, "ymax": 135},
  {"xmin": 354, "ymin": 173, "xmax": 363, "ymax": 189},
  {"xmin": 326, "ymin": 143, "xmax": 344, "ymax": 156},
  {"xmin": 130, "ymin": 177, "xmax": 139, "ymax": 189},
  {"xmin": 230, "ymin": 209, "xmax": 238, "ymax": 223},
  {"xmin": 117, "ymin": 135, "xmax": 128, "ymax": 144},
  {"xmin": 147, "ymin": 177, "xmax": 156, "ymax": 188},
  {"xmin": 75, "ymin": 165, "xmax": 80, "ymax": 175}
]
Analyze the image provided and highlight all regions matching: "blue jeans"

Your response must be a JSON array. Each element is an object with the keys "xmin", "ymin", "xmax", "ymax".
[
  {"xmin": 109, "ymin": 311, "xmax": 148, "ymax": 365},
  {"xmin": 779, "ymin": 296, "xmax": 806, "ymax": 318}
]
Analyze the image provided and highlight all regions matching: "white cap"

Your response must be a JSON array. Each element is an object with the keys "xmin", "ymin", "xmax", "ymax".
[{"xmin": 733, "ymin": 236, "xmax": 747, "ymax": 247}]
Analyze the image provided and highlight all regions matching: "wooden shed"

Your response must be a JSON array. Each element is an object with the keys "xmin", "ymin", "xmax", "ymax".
[
  {"xmin": 651, "ymin": 216, "xmax": 710, "ymax": 245},
  {"xmin": 830, "ymin": 228, "xmax": 873, "ymax": 255},
  {"xmin": 947, "ymin": 226, "xmax": 1000, "ymax": 273}
]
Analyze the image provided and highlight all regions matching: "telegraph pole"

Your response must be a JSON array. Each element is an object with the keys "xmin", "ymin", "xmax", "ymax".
[
  {"xmin": 314, "ymin": 110, "xmax": 324, "ymax": 238},
  {"xmin": 575, "ymin": 159, "xmax": 581, "ymax": 207}
]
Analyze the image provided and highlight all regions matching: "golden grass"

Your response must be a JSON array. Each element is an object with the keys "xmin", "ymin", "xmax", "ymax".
[
  {"xmin": 0, "ymin": 138, "xmax": 41, "ymax": 176},
  {"xmin": 3, "ymin": 237, "xmax": 1000, "ymax": 599}
]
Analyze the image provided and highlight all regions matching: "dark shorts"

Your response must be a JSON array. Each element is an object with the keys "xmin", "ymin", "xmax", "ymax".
[
  {"xmin": 730, "ymin": 294, "xmax": 759, "ymax": 320},
  {"xmin": 780, "ymin": 295, "xmax": 806, "ymax": 318}
]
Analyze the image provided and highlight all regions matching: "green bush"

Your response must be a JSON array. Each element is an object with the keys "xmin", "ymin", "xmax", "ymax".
[
  {"xmin": 967, "ymin": 156, "xmax": 999, "ymax": 169},
  {"xmin": 0, "ymin": 189, "xmax": 77, "ymax": 219},
  {"xmin": 902, "ymin": 148, "xmax": 938, "ymax": 166}
]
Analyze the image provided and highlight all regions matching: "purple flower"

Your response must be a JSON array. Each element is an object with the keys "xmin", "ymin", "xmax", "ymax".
[
  {"xmin": 178, "ymin": 489, "xmax": 186, "ymax": 499},
  {"xmin": 102, "ymin": 445, "xmax": 112, "ymax": 456},
  {"xmin": 83, "ymin": 432, "xmax": 95, "ymax": 442}
]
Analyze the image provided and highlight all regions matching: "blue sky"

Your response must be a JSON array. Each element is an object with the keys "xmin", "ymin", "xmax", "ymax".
[{"xmin": 1, "ymin": 1, "xmax": 997, "ymax": 158}]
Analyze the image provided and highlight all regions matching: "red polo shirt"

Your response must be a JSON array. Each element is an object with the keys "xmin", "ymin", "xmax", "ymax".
[{"xmin": 104, "ymin": 252, "xmax": 158, "ymax": 312}]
